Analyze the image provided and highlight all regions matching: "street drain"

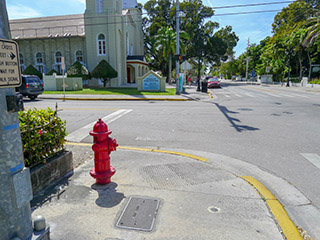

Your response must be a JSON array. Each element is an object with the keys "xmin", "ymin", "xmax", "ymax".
[
  {"xmin": 208, "ymin": 206, "xmax": 220, "ymax": 213},
  {"xmin": 116, "ymin": 196, "xmax": 160, "ymax": 232}
]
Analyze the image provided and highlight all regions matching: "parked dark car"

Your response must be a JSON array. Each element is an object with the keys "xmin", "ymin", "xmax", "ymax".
[
  {"xmin": 16, "ymin": 75, "xmax": 44, "ymax": 100},
  {"xmin": 207, "ymin": 77, "xmax": 221, "ymax": 88}
]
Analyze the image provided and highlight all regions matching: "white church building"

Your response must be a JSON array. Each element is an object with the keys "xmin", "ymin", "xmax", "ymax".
[{"xmin": 9, "ymin": 0, "xmax": 148, "ymax": 87}]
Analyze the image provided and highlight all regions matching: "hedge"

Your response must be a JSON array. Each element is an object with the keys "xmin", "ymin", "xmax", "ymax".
[
  {"xmin": 66, "ymin": 61, "xmax": 90, "ymax": 80},
  {"xmin": 19, "ymin": 108, "xmax": 67, "ymax": 168},
  {"xmin": 22, "ymin": 65, "xmax": 43, "ymax": 79}
]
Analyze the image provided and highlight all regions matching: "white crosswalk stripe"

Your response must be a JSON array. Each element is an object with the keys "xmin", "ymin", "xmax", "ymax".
[
  {"xmin": 301, "ymin": 153, "xmax": 320, "ymax": 170},
  {"xmin": 66, "ymin": 109, "xmax": 132, "ymax": 142},
  {"xmin": 277, "ymin": 93, "xmax": 294, "ymax": 98},
  {"xmin": 289, "ymin": 93, "xmax": 309, "ymax": 98},
  {"xmin": 212, "ymin": 87, "xmax": 315, "ymax": 99}
]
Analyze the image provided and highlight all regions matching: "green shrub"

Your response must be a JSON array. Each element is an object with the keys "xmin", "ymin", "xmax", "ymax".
[
  {"xmin": 22, "ymin": 65, "xmax": 43, "ymax": 79},
  {"xmin": 46, "ymin": 69, "xmax": 61, "ymax": 75},
  {"xmin": 309, "ymin": 79, "xmax": 320, "ymax": 84},
  {"xmin": 66, "ymin": 61, "xmax": 90, "ymax": 80},
  {"xmin": 19, "ymin": 108, "xmax": 67, "ymax": 168},
  {"xmin": 91, "ymin": 59, "xmax": 118, "ymax": 87}
]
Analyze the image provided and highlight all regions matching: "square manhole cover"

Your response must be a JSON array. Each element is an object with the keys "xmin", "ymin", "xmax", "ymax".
[{"xmin": 116, "ymin": 196, "xmax": 160, "ymax": 232}]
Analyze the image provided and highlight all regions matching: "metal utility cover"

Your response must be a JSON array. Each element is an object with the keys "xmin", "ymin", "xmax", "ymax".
[{"xmin": 116, "ymin": 196, "xmax": 160, "ymax": 232}]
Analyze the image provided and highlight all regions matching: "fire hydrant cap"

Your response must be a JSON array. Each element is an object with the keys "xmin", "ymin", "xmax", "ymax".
[{"xmin": 90, "ymin": 119, "xmax": 112, "ymax": 136}]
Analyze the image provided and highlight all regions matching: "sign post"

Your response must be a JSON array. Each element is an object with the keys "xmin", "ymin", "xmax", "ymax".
[
  {"xmin": 61, "ymin": 56, "xmax": 66, "ymax": 100},
  {"xmin": 0, "ymin": 1, "xmax": 35, "ymax": 239}
]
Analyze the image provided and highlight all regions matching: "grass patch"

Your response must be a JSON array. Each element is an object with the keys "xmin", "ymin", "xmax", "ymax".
[
  {"xmin": 309, "ymin": 79, "xmax": 320, "ymax": 84},
  {"xmin": 44, "ymin": 88, "xmax": 176, "ymax": 95}
]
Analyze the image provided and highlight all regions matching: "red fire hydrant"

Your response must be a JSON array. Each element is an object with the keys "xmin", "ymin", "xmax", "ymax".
[{"xmin": 89, "ymin": 119, "xmax": 118, "ymax": 184}]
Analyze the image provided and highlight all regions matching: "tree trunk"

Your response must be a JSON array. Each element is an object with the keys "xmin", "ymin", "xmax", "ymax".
[
  {"xmin": 299, "ymin": 50, "xmax": 303, "ymax": 81},
  {"xmin": 307, "ymin": 51, "xmax": 312, "ymax": 81},
  {"xmin": 168, "ymin": 53, "xmax": 172, "ymax": 83}
]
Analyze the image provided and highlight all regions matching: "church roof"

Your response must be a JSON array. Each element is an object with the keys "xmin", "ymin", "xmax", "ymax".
[{"xmin": 9, "ymin": 14, "xmax": 85, "ymax": 40}]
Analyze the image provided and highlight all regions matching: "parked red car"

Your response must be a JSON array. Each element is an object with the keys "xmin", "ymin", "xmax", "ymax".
[{"xmin": 207, "ymin": 77, "xmax": 221, "ymax": 88}]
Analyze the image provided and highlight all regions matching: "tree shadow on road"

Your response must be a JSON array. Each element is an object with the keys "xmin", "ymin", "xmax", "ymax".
[{"xmin": 214, "ymin": 103, "xmax": 260, "ymax": 132}]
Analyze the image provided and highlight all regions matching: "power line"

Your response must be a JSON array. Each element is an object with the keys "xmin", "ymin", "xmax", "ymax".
[
  {"xmin": 9, "ymin": 1, "xmax": 294, "ymax": 24},
  {"xmin": 211, "ymin": 1, "xmax": 293, "ymax": 9},
  {"xmin": 213, "ymin": 9, "xmax": 281, "ymax": 17},
  {"xmin": 11, "ymin": 9, "xmax": 291, "ymax": 33}
]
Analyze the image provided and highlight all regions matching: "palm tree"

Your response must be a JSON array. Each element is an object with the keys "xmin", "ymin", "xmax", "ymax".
[
  {"xmin": 153, "ymin": 26, "xmax": 189, "ymax": 83},
  {"xmin": 303, "ymin": 14, "xmax": 320, "ymax": 47},
  {"xmin": 303, "ymin": 13, "xmax": 320, "ymax": 80}
]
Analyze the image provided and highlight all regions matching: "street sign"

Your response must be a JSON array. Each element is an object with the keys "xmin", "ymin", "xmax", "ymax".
[
  {"xmin": 181, "ymin": 61, "xmax": 191, "ymax": 70},
  {"xmin": 61, "ymin": 56, "xmax": 65, "ymax": 71},
  {"xmin": 0, "ymin": 38, "xmax": 21, "ymax": 88},
  {"xmin": 266, "ymin": 65, "xmax": 270, "ymax": 73}
]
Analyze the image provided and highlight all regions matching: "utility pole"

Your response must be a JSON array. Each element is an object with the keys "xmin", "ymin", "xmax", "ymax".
[
  {"xmin": 0, "ymin": 0, "xmax": 34, "ymax": 239},
  {"xmin": 245, "ymin": 38, "xmax": 250, "ymax": 82},
  {"xmin": 197, "ymin": 33, "xmax": 201, "ymax": 91},
  {"xmin": 175, "ymin": 0, "xmax": 180, "ymax": 94}
]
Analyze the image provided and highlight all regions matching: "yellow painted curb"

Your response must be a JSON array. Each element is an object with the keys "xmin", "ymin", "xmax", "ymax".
[
  {"xmin": 241, "ymin": 176, "xmax": 303, "ymax": 240},
  {"xmin": 58, "ymin": 97, "xmax": 190, "ymax": 101},
  {"xmin": 65, "ymin": 142, "xmax": 207, "ymax": 162}
]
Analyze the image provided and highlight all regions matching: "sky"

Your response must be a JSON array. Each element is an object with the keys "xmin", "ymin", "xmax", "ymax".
[{"xmin": 5, "ymin": 0, "xmax": 292, "ymax": 57}]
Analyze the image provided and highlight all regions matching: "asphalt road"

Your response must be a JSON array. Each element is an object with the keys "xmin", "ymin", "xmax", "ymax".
[{"xmin": 24, "ymin": 82, "xmax": 320, "ymax": 212}]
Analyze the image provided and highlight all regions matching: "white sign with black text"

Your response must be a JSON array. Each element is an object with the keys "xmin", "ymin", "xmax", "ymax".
[{"xmin": 0, "ymin": 38, "xmax": 21, "ymax": 88}]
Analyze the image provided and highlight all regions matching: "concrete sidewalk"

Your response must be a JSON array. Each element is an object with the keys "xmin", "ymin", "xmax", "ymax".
[
  {"xmin": 38, "ymin": 85, "xmax": 211, "ymax": 101},
  {"xmin": 31, "ymin": 143, "xmax": 306, "ymax": 240}
]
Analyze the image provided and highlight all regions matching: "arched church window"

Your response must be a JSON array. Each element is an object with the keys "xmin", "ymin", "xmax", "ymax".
[
  {"xmin": 36, "ymin": 52, "xmax": 44, "ymax": 73},
  {"xmin": 75, "ymin": 50, "xmax": 83, "ymax": 63},
  {"xmin": 55, "ymin": 51, "xmax": 62, "ymax": 73},
  {"xmin": 36, "ymin": 52, "xmax": 43, "ymax": 64},
  {"xmin": 97, "ymin": 34, "xmax": 106, "ymax": 56},
  {"xmin": 55, "ymin": 51, "xmax": 62, "ymax": 63}
]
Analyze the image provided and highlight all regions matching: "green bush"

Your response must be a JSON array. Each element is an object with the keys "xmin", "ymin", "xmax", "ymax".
[
  {"xmin": 19, "ymin": 108, "xmax": 67, "ymax": 168},
  {"xmin": 309, "ymin": 79, "xmax": 320, "ymax": 84},
  {"xmin": 22, "ymin": 65, "xmax": 43, "ymax": 79},
  {"xmin": 91, "ymin": 59, "xmax": 118, "ymax": 87},
  {"xmin": 66, "ymin": 61, "xmax": 90, "ymax": 80},
  {"xmin": 46, "ymin": 69, "xmax": 61, "ymax": 75}
]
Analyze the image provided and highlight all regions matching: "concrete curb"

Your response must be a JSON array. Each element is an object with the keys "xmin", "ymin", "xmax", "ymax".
[
  {"xmin": 65, "ymin": 142, "xmax": 305, "ymax": 240},
  {"xmin": 39, "ymin": 96, "xmax": 192, "ymax": 101}
]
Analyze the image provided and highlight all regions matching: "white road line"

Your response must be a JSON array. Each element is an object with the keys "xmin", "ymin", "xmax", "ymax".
[
  {"xmin": 226, "ymin": 89, "xmax": 242, "ymax": 97},
  {"xmin": 289, "ymin": 93, "xmax": 309, "ymax": 98},
  {"xmin": 66, "ymin": 109, "xmax": 132, "ymax": 142},
  {"xmin": 245, "ymin": 93, "xmax": 255, "ymax": 97},
  {"xmin": 277, "ymin": 93, "xmax": 294, "ymax": 98},
  {"xmin": 266, "ymin": 92, "xmax": 281, "ymax": 98},
  {"xmin": 301, "ymin": 153, "xmax": 320, "ymax": 170},
  {"xmin": 224, "ymin": 94, "xmax": 231, "ymax": 98}
]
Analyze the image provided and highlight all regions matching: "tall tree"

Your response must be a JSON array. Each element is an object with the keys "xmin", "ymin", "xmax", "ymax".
[{"xmin": 153, "ymin": 26, "xmax": 189, "ymax": 82}]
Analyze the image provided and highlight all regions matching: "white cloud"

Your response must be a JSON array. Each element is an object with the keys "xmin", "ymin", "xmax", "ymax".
[
  {"xmin": 7, "ymin": 4, "xmax": 42, "ymax": 20},
  {"xmin": 74, "ymin": 0, "xmax": 86, "ymax": 4}
]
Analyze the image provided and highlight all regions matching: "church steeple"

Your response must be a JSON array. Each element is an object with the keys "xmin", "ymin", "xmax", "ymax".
[{"xmin": 85, "ymin": 0, "xmax": 121, "ymax": 14}]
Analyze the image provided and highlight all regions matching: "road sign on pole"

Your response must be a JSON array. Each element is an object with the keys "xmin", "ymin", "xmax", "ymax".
[
  {"xmin": 266, "ymin": 65, "xmax": 270, "ymax": 73},
  {"xmin": 0, "ymin": 38, "xmax": 21, "ymax": 88}
]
